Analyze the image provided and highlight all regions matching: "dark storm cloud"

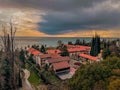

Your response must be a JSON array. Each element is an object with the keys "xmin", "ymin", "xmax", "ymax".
[
  {"xmin": 0, "ymin": 0, "xmax": 104, "ymax": 11},
  {"xmin": 39, "ymin": 3, "xmax": 120, "ymax": 34},
  {"xmin": 0, "ymin": 0, "xmax": 120, "ymax": 34}
]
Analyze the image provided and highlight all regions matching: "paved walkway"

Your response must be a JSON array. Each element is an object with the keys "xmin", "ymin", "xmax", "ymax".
[{"xmin": 19, "ymin": 69, "xmax": 35, "ymax": 90}]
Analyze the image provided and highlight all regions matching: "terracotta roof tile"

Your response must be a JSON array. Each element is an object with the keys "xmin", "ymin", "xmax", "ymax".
[
  {"xmin": 64, "ymin": 44, "xmax": 91, "ymax": 53},
  {"xmin": 50, "ymin": 54, "xmax": 62, "ymax": 58},
  {"xmin": 79, "ymin": 54, "xmax": 97, "ymax": 61},
  {"xmin": 52, "ymin": 61, "xmax": 70, "ymax": 71},
  {"xmin": 64, "ymin": 44, "xmax": 91, "ymax": 49},
  {"xmin": 40, "ymin": 54, "xmax": 51, "ymax": 59},
  {"xmin": 47, "ymin": 49, "xmax": 61, "ymax": 54},
  {"xmin": 28, "ymin": 48, "xmax": 43, "ymax": 56},
  {"xmin": 48, "ymin": 56, "xmax": 70, "ymax": 64},
  {"xmin": 39, "ymin": 53, "xmax": 61, "ymax": 59}
]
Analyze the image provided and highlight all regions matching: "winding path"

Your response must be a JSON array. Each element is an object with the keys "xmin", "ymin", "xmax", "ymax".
[{"xmin": 19, "ymin": 69, "xmax": 34, "ymax": 90}]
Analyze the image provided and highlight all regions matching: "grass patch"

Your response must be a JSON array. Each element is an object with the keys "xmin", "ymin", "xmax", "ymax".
[
  {"xmin": 25, "ymin": 63, "xmax": 30, "ymax": 70},
  {"xmin": 28, "ymin": 71, "xmax": 43, "ymax": 87},
  {"xmin": 43, "ymin": 71, "xmax": 60, "ymax": 84},
  {"xmin": 26, "ymin": 62, "xmax": 43, "ymax": 87}
]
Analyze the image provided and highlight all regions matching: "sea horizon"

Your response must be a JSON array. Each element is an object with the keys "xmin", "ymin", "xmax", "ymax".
[
  {"xmin": 15, "ymin": 36, "xmax": 120, "ymax": 39},
  {"xmin": 13, "ymin": 36, "xmax": 119, "ymax": 49}
]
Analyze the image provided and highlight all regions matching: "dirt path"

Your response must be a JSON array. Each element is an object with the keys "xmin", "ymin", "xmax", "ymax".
[{"xmin": 19, "ymin": 69, "xmax": 35, "ymax": 90}]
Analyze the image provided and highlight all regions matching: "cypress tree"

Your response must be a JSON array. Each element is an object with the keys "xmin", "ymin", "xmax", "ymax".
[
  {"xmin": 90, "ymin": 33, "xmax": 101, "ymax": 56},
  {"xmin": 3, "ymin": 59, "xmax": 11, "ymax": 90},
  {"xmin": 75, "ymin": 39, "xmax": 81, "ymax": 45},
  {"xmin": 40, "ymin": 45, "xmax": 46, "ymax": 54},
  {"xmin": 90, "ymin": 37, "xmax": 95, "ymax": 56},
  {"xmin": 68, "ymin": 41, "xmax": 73, "ymax": 45},
  {"xmin": 19, "ymin": 49, "xmax": 25, "ymax": 68},
  {"xmin": 94, "ymin": 34, "xmax": 101, "ymax": 56},
  {"xmin": 82, "ymin": 39, "xmax": 86, "ymax": 45}
]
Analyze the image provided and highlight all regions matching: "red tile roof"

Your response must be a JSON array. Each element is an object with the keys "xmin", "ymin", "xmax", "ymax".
[
  {"xmin": 47, "ymin": 45, "xmax": 90, "ymax": 54},
  {"xmin": 48, "ymin": 56, "xmax": 70, "ymax": 64},
  {"xmin": 47, "ymin": 49, "xmax": 61, "ymax": 54},
  {"xmin": 39, "ymin": 53, "xmax": 61, "ymax": 59},
  {"xmin": 65, "ymin": 44, "xmax": 91, "ymax": 49},
  {"xmin": 67, "ymin": 48, "xmax": 87, "ymax": 53},
  {"xmin": 28, "ymin": 48, "xmax": 43, "ymax": 56},
  {"xmin": 52, "ymin": 61, "xmax": 70, "ymax": 71},
  {"xmin": 64, "ymin": 44, "xmax": 91, "ymax": 53},
  {"xmin": 40, "ymin": 54, "xmax": 51, "ymax": 59},
  {"xmin": 32, "ymin": 51, "xmax": 42, "ymax": 56},
  {"xmin": 50, "ymin": 54, "xmax": 62, "ymax": 58},
  {"xmin": 79, "ymin": 54, "xmax": 97, "ymax": 61},
  {"xmin": 28, "ymin": 48, "xmax": 36, "ymax": 53}
]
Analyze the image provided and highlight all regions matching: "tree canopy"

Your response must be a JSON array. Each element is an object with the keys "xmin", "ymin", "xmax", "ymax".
[
  {"xmin": 40, "ymin": 45, "xmax": 46, "ymax": 54},
  {"xmin": 90, "ymin": 34, "xmax": 101, "ymax": 56},
  {"xmin": 69, "ymin": 56, "xmax": 120, "ymax": 90},
  {"xmin": 60, "ymin": 45, "xmax": 69, "ymax": 56}
]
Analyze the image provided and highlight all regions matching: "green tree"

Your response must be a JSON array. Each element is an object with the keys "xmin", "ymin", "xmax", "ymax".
[
  {"xmin": 19, "ymin": 49, "xmax": 25, "ymax": 68},
  {"xmin": 40, "ymin": 45, "xmax": 46, "ymax": 54},
  {"xmin": 90, "ymin": 37, "xmax": 95, "ymax": 56},
  {"xmin": 32, "ymin": 44, "xmax": 40, "ymax": 50},
  {"xmin": 45, "ymin": 64, "xmax": 49, "ymax": 71},
  {"xmin": 60, "ymin": 45, "xmax": 69, "ymax": 56},
  {"xmin": 68, "ymin": 41, "xmax": 73, "ymax": 45},
  {"xmin": 3, "ymin": 59, "xmax": 11, "ymax": 90},
  {"xmin": 82, "ymin": 39, "xmax": 86, "ymax": 45},
  {"xmin": 90, "ymin": 34, "xmax": 101, "ymax": 56},
  {"xmin": 102, "ymin": 48, "xmax": 111, "ymax": 59},
  {"xmin": 75, "ymin": 39, "xmax": 81, "ymax": 45},
  {"xmin": 28, "ymin": 54, "xmax": 35, "ymax": 64},
  {"xmin": 69, "ymin": 56, "xmax": 120, "ymax": 90}
]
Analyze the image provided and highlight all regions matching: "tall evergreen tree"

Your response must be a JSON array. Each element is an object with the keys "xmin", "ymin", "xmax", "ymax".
[
  {"xmin": 75, "ymin": 39, "xmax": 81, "ymax": 45},
  {"xmin": 3, "ymin": 59, "xmax": 11, "ymax": 90},
  {"xmin": 28, "ymin": 54, "xmax": 35, "ymax": 64},
  {"xmin": 40, "ymin": 45, "xmax": 46, "ymax": 54},
  {"xmin": 90, "ymin": 33, "xmax": 101, "ymax": 56},
  {"xmin": 19, "ymin": 49, "xmax": 25, "ymax": 68},
  {"xmin": 82, "ymin": 39, "xmax": 86, "ymax": 45},
  {"xmin": 90, "ymin": 37, "xmax": 95, "ymax": 56},
  {"xmin": 94, "ymin": 34, "xmax": 101, "ymax": 56},
  {"xmin": 68, "ymin": 41, "xmax": 73, "ymax": 45}
]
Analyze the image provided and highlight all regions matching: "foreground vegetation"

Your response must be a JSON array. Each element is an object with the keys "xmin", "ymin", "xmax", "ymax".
[
  {"xmin": 28, "ymin": 71, "xmax": 42, "ymax": 87},
  {"xmin": 25, "ymin": 55, "xmax": 63, "ymax": 89},
  {"xmin": 69, "ymin": 56, "xmax": 120, "ymax": 90}
]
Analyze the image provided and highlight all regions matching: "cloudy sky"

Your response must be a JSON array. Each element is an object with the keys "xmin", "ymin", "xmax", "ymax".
[{"xmin": 0, "ymin": 0, "xmax": 120, "ymax": 37}]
